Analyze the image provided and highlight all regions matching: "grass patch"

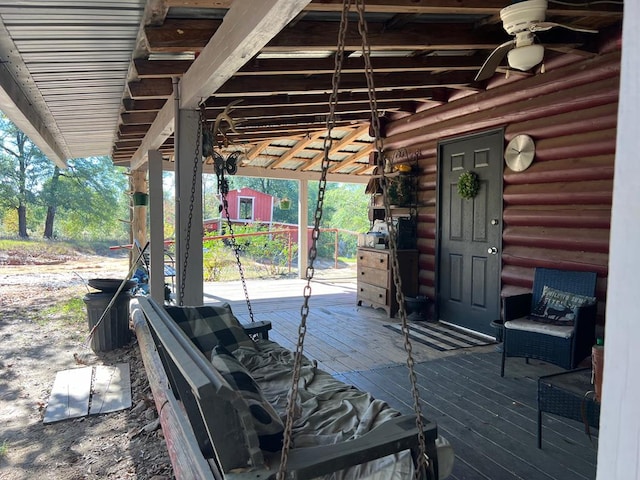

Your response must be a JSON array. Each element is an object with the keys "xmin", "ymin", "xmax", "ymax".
[
  {"xmin": 0, "ymin": 440, "xmax": 8, "ymax": 458},
  {"xmin": 0, "ymin": 238, "xmax": 129, "ymax": 258},
  {"xmin": 40, "ymin": 295, "xmax": 87, "ymax": 327}
]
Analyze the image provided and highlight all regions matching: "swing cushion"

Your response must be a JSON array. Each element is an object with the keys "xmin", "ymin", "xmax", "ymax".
[
  {"xmin": 166, "ymin": 304, "xmax": 256, "ymax": 357},
  {"xmin": 211, "ymin": 344, "xmax": 284, "ymax": 452}
]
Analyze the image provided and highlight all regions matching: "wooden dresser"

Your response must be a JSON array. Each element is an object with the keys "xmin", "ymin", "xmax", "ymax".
[{"xmin": 356, "ymin": 247, "xmax": 418, "ymax": 317}]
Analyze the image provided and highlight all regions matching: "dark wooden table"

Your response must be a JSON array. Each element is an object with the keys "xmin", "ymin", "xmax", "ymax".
[{"xmin": 538, "ymin": 367, "xmax": 601, "ymax": 448}]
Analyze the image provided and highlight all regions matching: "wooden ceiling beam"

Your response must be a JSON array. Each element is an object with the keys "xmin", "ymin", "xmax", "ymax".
[
  {"xmin": 269, "ymin": 131, "xmax": 325, "ymax": 168},
  {"xmin": 144, "ymin": 19, "xmax": 222, "ymax": 53},
  {"xmin": 123, "ymin": 98, "xmax": 167, "ymax": 112},
  {"xmin": 235, "ymin": 54, "xmax": 487, "ymax": 75},
  {"xmin": 145, "ymin": 19, "xmax": 504, "ymax": 53},
  {"xmin": 205, "ymin": 89, "xmax": 436, "ymax": 109},
  {"xmin": 132, "ymin": 0, "xmax": 312, "ymax": 169},
  {"xmin": 121, "ymin": 111, "xmax": 159, "ymax": 125},
  {"xmin": 245, "ymin": 140, "xmax": 273, "ymax": 160},
  {"xmin": 204, "ymin": 101, "xmax": 416, "ymax": 121},
  {"xmin": 162, "ymin": 0, "xmax": 621, "ymax": 18},
  {"xmin": 134, "ymin": 59, "xmax": 193, "ymax": 78},
  {"xmin": 216, "ymin": 71, "xmax": 475, "ymax": 96},
  {"xmin": 265, "ymin": 22, "xmax": 504, "ymax": 52},
  {"xmin": 328, "ymin": 143, "xmax": 374, "ymax": 173},
  {"xmin": 128, "ymin": 78, "xmax": 173, "ymax": 99},
  {"xmin": 303, "ymin": 124, "xmax": 371, "ymax": 171}
]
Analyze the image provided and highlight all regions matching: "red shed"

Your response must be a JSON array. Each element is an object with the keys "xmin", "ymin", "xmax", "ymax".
[{"xmin": 223, "ymin": 187, "xmax": 275, "ymax": 223}]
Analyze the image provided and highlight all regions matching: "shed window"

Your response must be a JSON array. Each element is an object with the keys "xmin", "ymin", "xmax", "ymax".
[{"xmin": 239, "ymin": 197, "xmax": 254, "ymax": 220}]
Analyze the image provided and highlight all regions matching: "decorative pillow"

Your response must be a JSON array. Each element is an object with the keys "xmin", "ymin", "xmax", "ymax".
[
  {"xmin": 165, "ymin": 304, "xmax": 256, "ymax": 356},
  {"xmin": 529, "ymin": 286, "xmax": 596, "ymax": 326},
  {"xmin": 211, "ymin": 344, "xmax": 284, "ymax": 452}
]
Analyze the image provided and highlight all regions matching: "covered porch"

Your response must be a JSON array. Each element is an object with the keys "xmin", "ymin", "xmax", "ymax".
[{"xmin": 205, "ymin": 273, "xmax": 598, "ymax": 480}]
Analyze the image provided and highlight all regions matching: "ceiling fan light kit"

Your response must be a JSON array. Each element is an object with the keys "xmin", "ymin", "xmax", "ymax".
[{"xmin": 508, "ymin": 43, "xmax": 544, "ymax": 71}]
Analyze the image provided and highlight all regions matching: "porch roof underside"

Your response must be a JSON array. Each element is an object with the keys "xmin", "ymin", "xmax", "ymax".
[{"xmin": 0, "ymin": 0, "xmax": 623, "ymax": 181}]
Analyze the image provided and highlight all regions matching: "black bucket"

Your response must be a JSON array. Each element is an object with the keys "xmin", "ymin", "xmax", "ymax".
[
  {"xmin": 405, "ymin": 296, "xmax": 431, "ymax": 321},
  {"xmin": 83, "ymin": 291, "xmax": 131, "ymax": 352}
]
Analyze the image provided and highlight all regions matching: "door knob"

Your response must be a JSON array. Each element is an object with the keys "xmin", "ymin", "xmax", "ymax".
[{"xmin": 488, "ymin": 247, "xmax": 498, "ymax": 255}]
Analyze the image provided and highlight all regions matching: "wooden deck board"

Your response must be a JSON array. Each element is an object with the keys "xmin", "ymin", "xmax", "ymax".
[{"xmin": 202, "ymin": 275, "xmax": 598, "ymax": 480}]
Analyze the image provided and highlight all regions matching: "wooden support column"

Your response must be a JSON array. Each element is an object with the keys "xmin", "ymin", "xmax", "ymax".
[
  {"xmin": 148, "ymin": 150, "xmax": 165, "ymax": 304},
  {"xmin": 174, "ymin": 107, "xmax": 203, "ymax": 306},
  {"xmin": 131, "ymin": 169, "xmax": 148, "ymax": 265},
  {"xmin": 597, "ymin": 2, "xmax": 640, "ymax": 478},
  {"xmin": 298, "ymin": 179, "xmax": 308, "ymax": 279}
]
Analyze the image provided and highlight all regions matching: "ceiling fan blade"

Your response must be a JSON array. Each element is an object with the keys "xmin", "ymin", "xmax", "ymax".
[
  {"xmin": 529, "ymin": 21, "xmax": 598, "ymax": 34},
  {"xmin": 475, "ymin": 39, "xmax": 516, "ymax": 82}
]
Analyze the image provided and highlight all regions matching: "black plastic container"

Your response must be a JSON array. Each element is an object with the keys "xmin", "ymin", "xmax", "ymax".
[{"xmin": 83, "ymin": 290, "xmax": 131, "ymax": 352}]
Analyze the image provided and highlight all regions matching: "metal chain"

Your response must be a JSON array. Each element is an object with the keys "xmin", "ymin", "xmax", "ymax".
[
  {"xmin": 276, "ymin": 1, "xmax": 351, "ymax": 478},
  {"xmin": 178, "ymin": 105, "xmax": 204, "ymax": 306},
  {"xmin": 217, "ymin": 165, "xmax": 255, "ymax": 323},
  {"xmin": 355, "ymin": 0, "xmax": 429, "ymax": 476}
]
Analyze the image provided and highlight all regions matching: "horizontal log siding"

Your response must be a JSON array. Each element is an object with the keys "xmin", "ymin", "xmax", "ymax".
[{"xmin": 383, "ymin": 52, "xmax": 620, "ymax": 325}]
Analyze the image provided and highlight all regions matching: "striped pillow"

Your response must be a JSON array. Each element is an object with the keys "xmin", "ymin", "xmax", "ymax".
[
  {"xmin": 165, "ymin": 304, "xmax": 256, "ymax": 356},
  {"xmin": 211, "ymin": 344, "xmax": 284, "ymax": 452}
]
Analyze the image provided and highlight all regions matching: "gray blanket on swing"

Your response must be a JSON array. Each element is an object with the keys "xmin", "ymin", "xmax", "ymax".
[
  {"xmin": 231, "ymin": 339, "xmax": 413, "ymax": 480},
  {"xmin": 166, "ymin": 302, "xmax": 414, "ymax": 479}
]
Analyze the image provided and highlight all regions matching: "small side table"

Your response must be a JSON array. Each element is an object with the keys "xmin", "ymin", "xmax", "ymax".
[{"xmin": 537, "ymin": 368, "xmax": 601, "ymax": 448}]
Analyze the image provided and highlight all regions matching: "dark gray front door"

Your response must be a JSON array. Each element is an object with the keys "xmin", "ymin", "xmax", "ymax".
[{"xmin": 438, "ymin": 130, "xmax": 503, "ymax": 335}]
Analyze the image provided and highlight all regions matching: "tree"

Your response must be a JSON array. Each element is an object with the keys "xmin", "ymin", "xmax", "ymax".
[
  {"xmin": 44, "ymin": 156, "xmax": 129, "ymax": 240},
  {"xmin": 0, "ymin": 113, "xmax": 51, "ymax": 237}
]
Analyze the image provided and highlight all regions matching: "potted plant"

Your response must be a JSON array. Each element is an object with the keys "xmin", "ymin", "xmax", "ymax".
[{"xmin": 279, "ymin": 197, "xmax": 291, "ymax": 210}]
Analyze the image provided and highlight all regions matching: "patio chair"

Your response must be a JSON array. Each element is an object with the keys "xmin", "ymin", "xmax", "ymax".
[
  {"xmin": 132, "ymin": 239, "xmax": 176, "ymax": 304},
  {"xmin": 501, "ymin": 268, "xmax": 598, "ymax": 377}
]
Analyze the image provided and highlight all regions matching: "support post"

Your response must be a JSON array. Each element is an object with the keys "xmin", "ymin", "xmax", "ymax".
[
  {"xmin": 131, "ymin": 169, "xmax": 147, "ymax": 251},
  {"xmin": 175, "ymin": 107, "xmax": 203, "ymax": 306},
  {"xmin": 148, "ymin": 149, "xmax": 165, "ymax": 304},
  {"xmin": 298, "ymin": 179, "xmax": 308, "ymax": 279}
]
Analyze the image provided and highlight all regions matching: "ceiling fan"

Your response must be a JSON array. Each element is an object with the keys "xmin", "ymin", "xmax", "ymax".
[{"xmin": 474, "ymin": 0, "xmax": 598, "ymax": 82}]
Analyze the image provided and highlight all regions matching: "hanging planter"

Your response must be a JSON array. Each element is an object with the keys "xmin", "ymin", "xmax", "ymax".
[
  {"xmin": 279, "ymin": 197, "xmax": 291, "ymax": 210},
  {"xmin": 132, "ymin": 192, "xmax": 149, "ymax": 206},
  {"xmin": 457, "ymin": 171, "xmax": 480, "ymax": 200}
]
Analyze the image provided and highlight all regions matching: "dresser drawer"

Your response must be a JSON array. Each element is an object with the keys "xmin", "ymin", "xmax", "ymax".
[
  {"xmin": 357, "ymin": 249, "xmax": 388, "ymax": 270},
  {"xmin": 357, "ymin": 282, "xmax": 387, "ymax": 306},
  {"xmin": 358, "ymin": 266, "xmax": 388, "ymax": 289}
]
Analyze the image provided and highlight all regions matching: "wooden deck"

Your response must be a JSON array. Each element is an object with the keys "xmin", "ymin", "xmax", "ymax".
[{"xmin": 202, "ymin": 273, "xmax": 599, "ymax": 480}]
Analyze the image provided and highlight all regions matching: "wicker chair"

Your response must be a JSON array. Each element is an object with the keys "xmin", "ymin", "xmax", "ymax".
[{"xmin": 501, "ymin": 268, "xmax": 598, "ymax": 377}]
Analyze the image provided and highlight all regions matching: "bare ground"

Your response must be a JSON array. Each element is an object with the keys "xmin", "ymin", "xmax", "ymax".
[{"xmin": 0, "ymin": 250, "xmax": 173, "ymax": 480}]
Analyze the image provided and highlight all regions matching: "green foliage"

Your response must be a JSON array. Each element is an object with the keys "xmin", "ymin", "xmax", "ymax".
[
  {"xmin": 314, "ymin": 184, "xmax": 367, "ymax": 258},
  {"xmin": 0, "ymin": 114, "xmax": 129, "ymax": 240},
  {"xmin": 0, "ymin": 439, "xmax": 8, "ymax": 457},
  {"xmin": 202, "ymin": 239, "xmax": 236, "ymax": 281},
  {"xmin": 457, "ymin": 170, "xmax": 480, "ymax": 200},
  {"xmin": 229, "ymin": 224, "xmax": 297, "ymax": 276},
  {"xmin": 41, "ymin": 297, "xmax": 86, "ymax": 328},
  {"xmin": 49, "ymin": 157, "xmax": 129, "ymax": 239}
]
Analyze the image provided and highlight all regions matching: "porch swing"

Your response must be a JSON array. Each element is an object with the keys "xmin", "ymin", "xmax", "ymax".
[{"xmin": 131, "ymin": 1, "xmax": 453, "ymax": 479}]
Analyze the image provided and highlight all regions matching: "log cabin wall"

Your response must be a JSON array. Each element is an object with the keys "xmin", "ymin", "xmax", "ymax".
[{"xmin": 381, "ymin": 50, "xmax": 621, "ymax": 326}]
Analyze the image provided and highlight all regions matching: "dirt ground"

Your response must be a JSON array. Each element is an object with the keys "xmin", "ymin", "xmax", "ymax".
[{"xmin": 0, "ymin": 250, "xmax": 174, "ymax": 480}]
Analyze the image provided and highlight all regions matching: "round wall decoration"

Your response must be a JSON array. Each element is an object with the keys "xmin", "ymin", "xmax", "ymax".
[
  {"xmin": 504, "ymin": 134, "xmax": 535, "ymax": 172},
  {"xmin": 457, "ymin": 170, "xmax": 480, "ymax": 200}
]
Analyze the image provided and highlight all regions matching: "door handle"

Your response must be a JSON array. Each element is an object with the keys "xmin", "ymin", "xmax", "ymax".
[{"xmin": 487, "ymin": 247, "xmax": 498, "ymax": 255}]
